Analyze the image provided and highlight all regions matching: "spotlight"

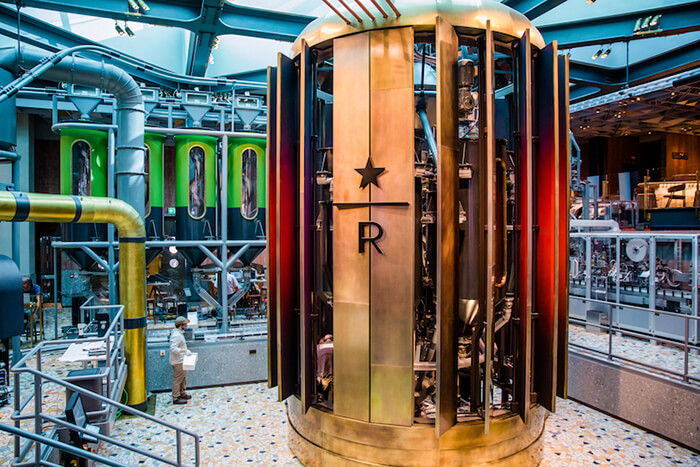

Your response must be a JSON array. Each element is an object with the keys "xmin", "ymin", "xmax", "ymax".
[
  {"xmin": 641, "ymin": 16, "xmax": 652, "ymax": 29},
  {"xmin": 600, "ymin": 47, "xmax": 611, "ymax": 59},
  {"xmin": 169, "ymin": 246, "xmax": 178, "ymax": 254},
  {"xmin": 137, "ymin": 0, "xmax": 150, "ymax": 11},
  {"xmin": 591, "ymin": 48, "xmax": 603, "ymax": 60},
  {"xmin": 633, "ymin": 18, "xmax": 643, "ymax": 33},
  {"xmin": 114, "ymin": 21, "xmax": 125, "ymax": 36},
  {"xmin": 127, "ymin": 0, "xmax": 139, "ymax": 10},
  {"xmin": 208, "ymin": 54, "xmax": 215, "ymax": 65},
  {"xmin": 124, "ymin": 23, "xmax": 135, "ymax": 37},
  {"xmin": 213, "ymin": 37, "xmax": 221, "ymax": 50},
  {"xmin": 586, "ymin": 0, "xmax": 596, "ymax": 3},
  {"xmin": 650, "ymin": 14, "xmax": 662, "ymax": 27}
]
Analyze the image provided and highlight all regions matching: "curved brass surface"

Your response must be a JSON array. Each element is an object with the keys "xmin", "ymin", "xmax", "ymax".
[
  {"xmin": 291, "ymin": 0, "xmax": 545, "ymax": 55},
  {"xmin": 287, "ymin": 397, "xmax": 547, "ymax": 466},
  {"xmin": 0, "ymin": 192, "xmax": 147, "ymax": 406}
]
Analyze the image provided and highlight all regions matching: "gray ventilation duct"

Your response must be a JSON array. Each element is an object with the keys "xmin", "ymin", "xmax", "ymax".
[{"xmin": 0, "ymin": 46, "xmax": 145, "ymax": 219}]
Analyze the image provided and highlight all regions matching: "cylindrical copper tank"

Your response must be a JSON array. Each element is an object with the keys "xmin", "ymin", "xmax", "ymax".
[{"xmin": 267, "ymin": 1, "xmax": 571, "ymax": 465}]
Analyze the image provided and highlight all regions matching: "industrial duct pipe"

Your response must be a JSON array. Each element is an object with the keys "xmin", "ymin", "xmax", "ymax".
[
  {"xmin": 0, "ymin": 191, "xmax": 147, "ymax": 409},
  {"xmin": 0, "ymin": 46, "xmax": 146, "ymax": 219}
]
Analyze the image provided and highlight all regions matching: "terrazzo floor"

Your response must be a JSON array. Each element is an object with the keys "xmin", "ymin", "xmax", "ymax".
[
  {"xmin": 3, "ymin": 380, "xmax": 697, "ymax": 466},
  {"xmin": 569, "ymin": 322, "xmax": 700, "ymax": 383}
]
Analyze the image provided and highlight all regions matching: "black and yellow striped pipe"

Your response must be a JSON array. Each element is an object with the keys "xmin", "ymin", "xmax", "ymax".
[{"xmin": 0, "ymin": 191, "xmax": 147, "ymax": 408}]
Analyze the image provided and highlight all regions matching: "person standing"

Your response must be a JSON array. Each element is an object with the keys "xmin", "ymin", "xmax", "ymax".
[{"xmin": 170, "ymin": 316, "xmax": 192, "ymax": 404}]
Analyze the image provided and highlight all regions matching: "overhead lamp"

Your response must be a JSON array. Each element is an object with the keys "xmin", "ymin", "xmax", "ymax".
[
  {"xmin": 127, "ymin": 0, "xmax": 139, "ymax": 10},
  {"xmin": 124, "ymin": 23, "xmax": 135, "ymax": 37},
  {"xmin": 591, "ymin": 48, "xmax": 603, "ymax": 60},
  {"xmin": 213, "ymin": 37, "xmax": 221, "ymax": 50},
  {"xmin": 137, "ymin": 0, "xmax": 150, "ymax": 11},
  {"xmin": 114, "ymin": 21, "xmax": 125, "ymax": 36},
  {"xmin": 650, "ymin": 14, "xmax": 662, "ymax": 27},
  {"xmin": 600, "ymin": 47, "xmax": 611, "ymax": 59},
  {"xmin": 641, "ymin": 16, "xmax": 652, "ymax": 29},
  {"xmin": 586, "ymin": 0, "xmax": 596, "ymax": 3},
  {"xmin": 633, "ymin": 18, "xmax": 643, "ymax": 33},
  {"xmin": 209, "ymin": 54, "xmax": 215, "ymax": 65}
]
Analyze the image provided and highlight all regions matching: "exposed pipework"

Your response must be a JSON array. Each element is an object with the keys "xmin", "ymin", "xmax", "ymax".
[
  {"xmin": 416, "ymin": 105, "xmax": 438, "ymax": 166},
  {"xmin": 0, "ymin": 191, "xmax": 147, "ymax": 409},
  {"xmin": 0, "ymin": 46, "xmax": 146, "ymax": 219}
]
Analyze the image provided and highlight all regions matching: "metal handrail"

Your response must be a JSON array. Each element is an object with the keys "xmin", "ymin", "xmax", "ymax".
[
  {"xmin": 569, "ymin": 297, "xmax": 699, "ymax": 385},
  {"xmin": 7, "ymin": 300, "xmax": 201, "ymax": 466}
]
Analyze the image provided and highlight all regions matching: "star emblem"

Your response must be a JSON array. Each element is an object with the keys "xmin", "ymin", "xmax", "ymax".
[{"xmin": 354, "ymin": 157, "xmax": 385, "ymax": 189}]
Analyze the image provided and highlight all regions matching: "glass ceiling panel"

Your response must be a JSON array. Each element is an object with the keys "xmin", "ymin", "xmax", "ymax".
[
  {"xmin": 227, "ymin": 0, "xmax": 330, "ymax": 16},
  {"xmin": 206, "ymin": 34, "xmax": 293, "ymax": 77},
  {"xmin": 533, "ymin": 0, "xmax": 697, "ymax": 26},
  {"xmin": 22, "ymin": 7, "xmax": 192, "ymax": 75},
  {"xmin": 565, "ymin": 31, "xmax": 700, "ymax": 69}
]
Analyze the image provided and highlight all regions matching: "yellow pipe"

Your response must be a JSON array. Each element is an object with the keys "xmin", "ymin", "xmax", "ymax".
[{"xmin": 0, "ymin": 192, "xmax": 147, "ymax": 408}]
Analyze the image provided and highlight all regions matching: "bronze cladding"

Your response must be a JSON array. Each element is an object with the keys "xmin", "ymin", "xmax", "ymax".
[
  {"xmin": 514, "ymin": 30, "xmax": 533, "ymax": 424},
  {"xmin": 533, "ymin": 42, "xmax": 559, "ymax": 412},
  {"xmin": 333, "ymin": 31, "xmax": 371, "ymax": 421},
  {"xmin": 299, "ymin": 41, "xmax": 315, "ymax": 413},
  {"xmin": 267, "ymin": 65, "xmax": 278, "ymax": 389},
  {"xmin": 276, "ymin": 52, "xmax": 300, "ymax": 401},
  {"xmin": 556, "ymin": 54, "xmax": 570, "ymax": 399},
  {"xmin": 368, "ymin": 26, "xmax": 415, "ymax": 427},
  {"xmin": 287, "ymin": 396, "xmax": 548, "ymax": 466},
  {"xmin": 435, "ymin": 16, "xmax": 460, "ymax": 437},
  {"xmin": 483, "ymin": 21, "xmax": 496, "ymax": 433}
]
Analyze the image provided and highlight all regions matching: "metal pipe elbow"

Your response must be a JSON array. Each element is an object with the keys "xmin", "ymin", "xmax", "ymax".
[{"xmin": 79, "ymin": 196, "xmax": 145, "ymax": 239}]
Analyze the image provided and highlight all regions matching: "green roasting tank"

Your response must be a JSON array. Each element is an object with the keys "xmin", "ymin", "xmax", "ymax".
[
  {"xmin": 175, "ymin": 134, "xmax": 217, "ymax": 266},
  {"xmin": 228, "ymin": 137, "xmax": 266, "ymax": 264},
  {"xmin": 60, "ymin": 128, "xmax": 108, "ymax": 269},
  {"xmin": 144, "ymin": 133, "xmax": 164, "ymax": 264}
]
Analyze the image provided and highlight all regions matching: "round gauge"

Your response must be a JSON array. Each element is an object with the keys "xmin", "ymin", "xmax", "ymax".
[{"xmin": 169, "ymin": 258, "xmax": 180, "ymax": 268}]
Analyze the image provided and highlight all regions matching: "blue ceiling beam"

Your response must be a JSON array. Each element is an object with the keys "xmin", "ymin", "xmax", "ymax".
[
  {"xmin": 501, "ymin": 0, "xmax": 567, "ymax": 20},
  {"xmin": 539, "ymin": 3, "xmax": 700, "ymax": 48},
  {"xmin": 0, "ymin": 0, "xmax": 314, "ymax": 40},
  {"xmin": 568, "ymin": 39, "xmax": 700, "ymax": 103},
  {"xmin": 0, "ymin": 0, "xmax": 313, "ymax": 77}
]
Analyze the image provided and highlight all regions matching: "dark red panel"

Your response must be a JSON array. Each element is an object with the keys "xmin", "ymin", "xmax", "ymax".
[
  {"xmin": 533, "ymin": 42, "xmax": 559, "ymax": 412},
  {"xmin": 276, "ymin": 52, "xmax": 300, "ymax": 401},
  {"xmin": 267, "ymin": 66, "xmax": 278, "ymax": 389}
]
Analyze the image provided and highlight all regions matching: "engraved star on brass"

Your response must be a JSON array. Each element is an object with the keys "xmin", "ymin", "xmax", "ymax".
[{"xmin": 354, "ymin": 157, "xmax": 385, "ymax": 189}]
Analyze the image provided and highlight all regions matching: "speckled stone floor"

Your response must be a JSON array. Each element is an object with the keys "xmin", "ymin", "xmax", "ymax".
[
  {"xmin": 569, "ymin": 322, "xmax": 700, "ymax": 383},
  {"xmin": 2, "ymin": 380, "xmax": 699, "ymax": 466}
]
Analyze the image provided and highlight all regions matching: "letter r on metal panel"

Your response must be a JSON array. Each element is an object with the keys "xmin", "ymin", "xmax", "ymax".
[{"xmin": 358, "ymin": 221, "xmax": 383, "ymax": 254}]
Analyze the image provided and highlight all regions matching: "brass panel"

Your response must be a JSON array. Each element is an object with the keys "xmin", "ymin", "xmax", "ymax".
[
  {"xmin": 435, "ymin": 16, "xmax": 459, "ymax": 438},
  {"xmin": 368, "ymin": 27, "xmax": 415, "ymax": 427},
  {"xmin": 276, "ymin": 52, "xmax": 300, "ymax": 401},
  {"xmin": 333, "ymin": 32, "xmax": 371, "ymax": 421},
  {"xmin": 533, "ymin": 41, "xmax": 559, "ymax": 412},
  {"xmin": 288, "ymin": 396, "xmax": 548, "ymax": 466},
  {"xmin": 299, "ymin": 40, "xmax": 314, "ymax": 413},
  {"xmin": 556, "ymin": 54, "xmax": 570, "ymax": 399},
  {"xmin": 291, "ymin": 0, "xmax": 546, "ymax": 55},
  {"xmin": 266, "ymin": 65, "xmax": 278, "ymax": 389},
  {"xmin": 514, "ymin": 30, "xmax": 533, "ymax": 424},
  {"xmin": 483, "ymin": 21, "xmax": 496, "ymax": 432}
]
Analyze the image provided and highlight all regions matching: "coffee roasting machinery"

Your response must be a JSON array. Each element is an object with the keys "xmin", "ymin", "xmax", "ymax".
[{"xmin": 266, "ymin": 0, "xmax": 570, "ymax": 465}]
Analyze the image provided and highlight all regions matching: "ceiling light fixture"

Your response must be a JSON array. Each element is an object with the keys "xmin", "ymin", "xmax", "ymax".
[
  {"xmin": 114, "ymin": 21, "xmax": 125, "ymax": 36},
  {"xmin": 124, "ymin": 23, "xmax": 135, "ymax": 37},
  {"xmin": 591, "ymin": 48, "xmax": 603, "ymax": 60},
  {"xmin": 633, "ymin": 18, "xmax": 643, "ymax": 33},
  {"xmin": 209, "ymin": 54, "xmax": 215, "ymax": 65},
  {"xmin": 586, "ymin": 0, "xmax": 596, "ymax": 4},
  {"xmin": 137, "ymin": 0, "xmax": 150, "ymax": 11},
  {"xmin": 650, "ymin": 14, "xmax": 661, "ymax": 27},
  {"xmin": 600, "ymin": 47, "xmax": 611, "ymax": 59},
  {"xmin": 213, "ymin": 37, "xmax": 221, "ymax": 50},
  {"xmin": 127, "ymin": 0, "xmax": 139, "ymax": 10}
]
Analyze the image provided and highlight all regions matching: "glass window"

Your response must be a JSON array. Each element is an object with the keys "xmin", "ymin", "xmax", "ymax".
[
  {"xmin": 71, "ymin": 140, "xmax": 91, "ymax": 196},
  {"xmin": 241, "ymin": 148, "xmax": 258, "ymax": 219},
  {"xmin": 145, "ymin": 144, "xmax": 151, "ymax": 217},
  {"xmin": 189, "ymin": 146, "xmax": 206, "ymax": 218}
]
